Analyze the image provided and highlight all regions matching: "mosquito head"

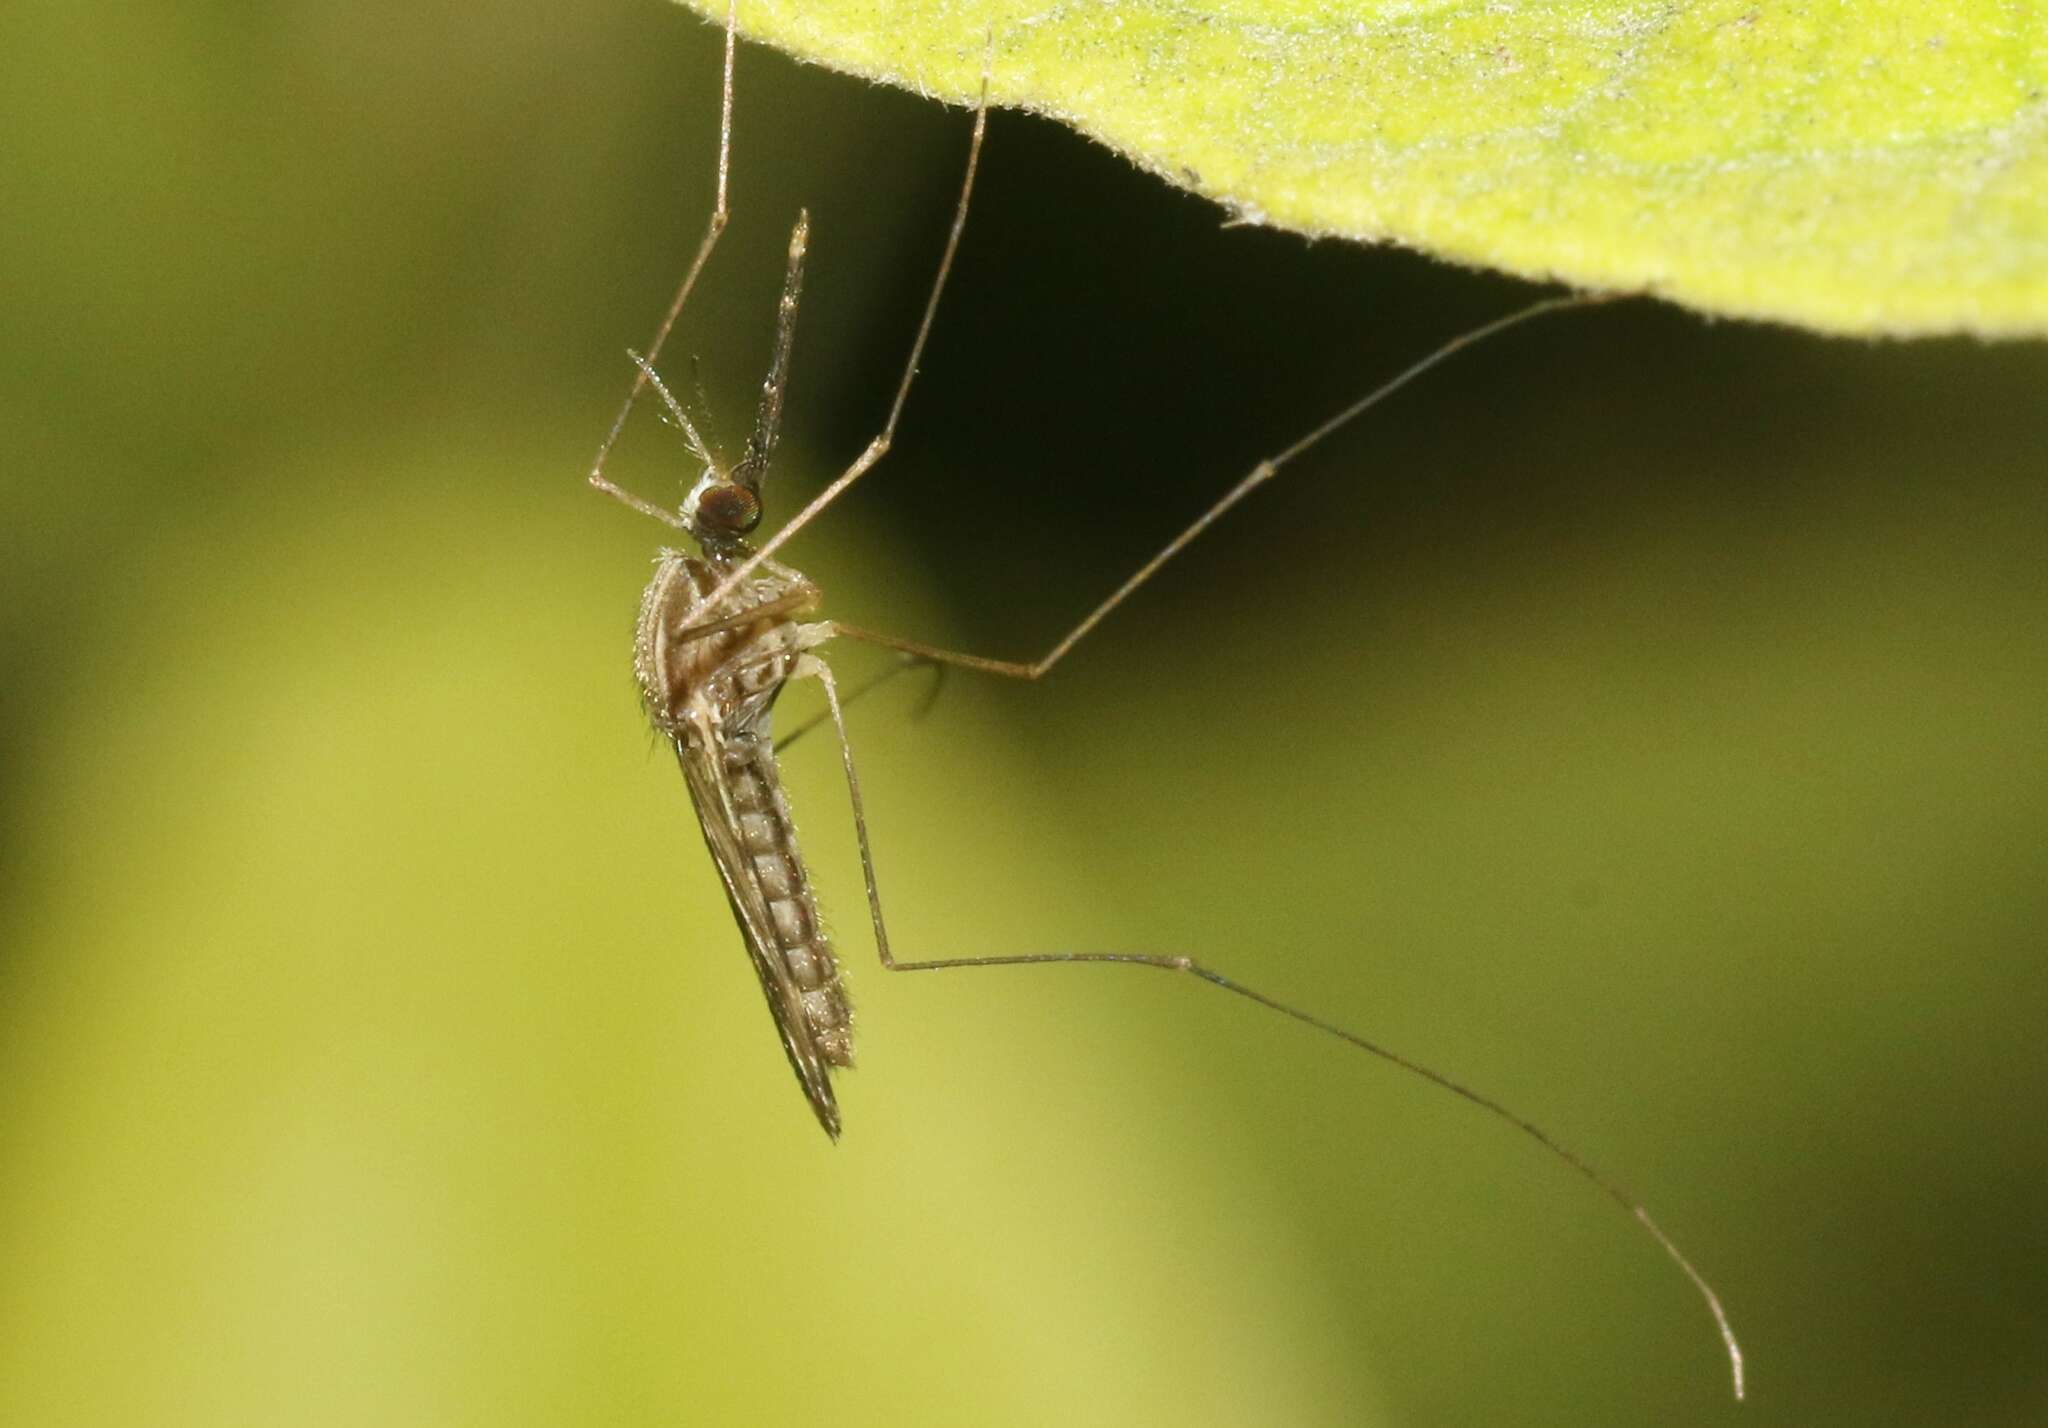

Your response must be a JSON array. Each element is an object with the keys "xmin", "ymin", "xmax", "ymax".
[{"xmin": 682, "ymin": 466, "xmax": 763, "ymax": 548}]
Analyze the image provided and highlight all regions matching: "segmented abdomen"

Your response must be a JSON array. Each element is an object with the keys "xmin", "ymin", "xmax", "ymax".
[{"xmin": 719, "ymin": 730, "xmax": 853, "ymax": 1066}]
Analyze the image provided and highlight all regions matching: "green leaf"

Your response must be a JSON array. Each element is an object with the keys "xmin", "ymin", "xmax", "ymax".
[{"xmin": 680, "ymin": 1, "xmax": 2048, "ymax": 338}]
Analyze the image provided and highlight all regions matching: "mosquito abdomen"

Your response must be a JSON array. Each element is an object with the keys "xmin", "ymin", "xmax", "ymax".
[{"xmin": 723, "ymin": 731, "xmax": 854, "ymax": 1067}]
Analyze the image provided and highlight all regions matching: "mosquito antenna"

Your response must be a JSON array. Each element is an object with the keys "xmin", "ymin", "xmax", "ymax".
[
  {"xmin": 688, "ymin": 355, "xmax": 721, "ymax": 452},
  {"xmin": 627, "ymin": 350, "xmax": 722, "ymax": 475}
]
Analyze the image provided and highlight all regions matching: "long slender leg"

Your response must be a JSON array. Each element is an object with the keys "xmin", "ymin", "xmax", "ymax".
[
  {"xmin": 697, "ymin": 57, "xmax": 992, "ymax": 614},
  {"xmin": 586, "ymin": 0, "xmax": 741, "ymax": 529},
  {"xmin": 803, "ymin": 647, "xmax": 1743, "ymax": 1400},
  {"xmin": 685, "ymin": 39, "xmax": 1611, "ymax": 645},
  {"xmin": 700, "ymin": 42, "xmax": 1608, "ymax": 648},
  {"xmin": 822, "ymin": 292, "xmax": 1618, "ymax": 681},
  {"xmin": 777, "ymin": 652, "xmax": 942, "ymax": 755}
]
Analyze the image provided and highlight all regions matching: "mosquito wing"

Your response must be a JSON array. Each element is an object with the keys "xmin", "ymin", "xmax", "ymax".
[{"xmin": 672, "ymin": 732, "xmax": 843, "ymax": 1139}]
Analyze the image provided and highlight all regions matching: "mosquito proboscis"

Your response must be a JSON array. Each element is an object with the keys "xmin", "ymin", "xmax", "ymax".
[{"xmin": 585, "ymin": 2, "xmax": 1744, "ymax": 1400}]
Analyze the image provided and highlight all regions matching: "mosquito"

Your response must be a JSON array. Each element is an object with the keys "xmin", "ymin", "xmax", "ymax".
[{"xmin": 585, "ymin": 3, "xmax": 1744, "ymax": 1400}]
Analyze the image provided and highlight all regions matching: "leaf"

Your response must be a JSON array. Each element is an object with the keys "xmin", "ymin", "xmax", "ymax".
[{"xmin": 679, "ymin": 1, "xmax": 2048, "ymax": 338}]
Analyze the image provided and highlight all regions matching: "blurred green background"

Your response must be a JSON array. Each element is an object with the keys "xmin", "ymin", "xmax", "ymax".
[{"xmin": 3, "ymin": 1, "xmax": 2045, "ymax": 1424}]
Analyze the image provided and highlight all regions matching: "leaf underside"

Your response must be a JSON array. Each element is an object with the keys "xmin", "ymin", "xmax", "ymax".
[{"xmin": 680, "ymin": 0, "xmax": 2048, "ymax": 339}]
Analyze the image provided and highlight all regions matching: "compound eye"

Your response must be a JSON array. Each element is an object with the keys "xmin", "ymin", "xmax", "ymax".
[{"xmin": 695, "ymin": 482, "xmax": 762, "ymax": 535}]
